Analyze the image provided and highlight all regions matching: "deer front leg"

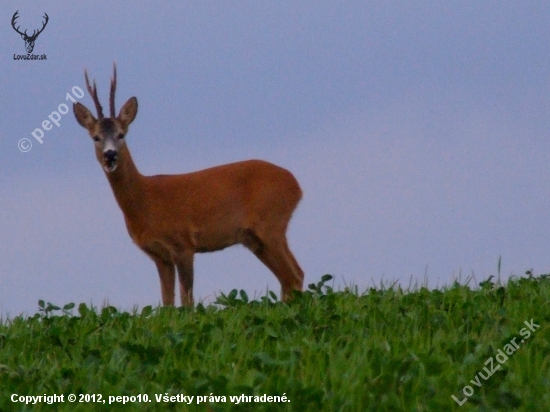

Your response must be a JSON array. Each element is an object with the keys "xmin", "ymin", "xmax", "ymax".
[
  {"xmin": 152, "ymin": 257, "xmax": 176, "ymax": 306},
  {"xmin": 176, "ymin": 251, "xmax": 194, "ymax": 307}
]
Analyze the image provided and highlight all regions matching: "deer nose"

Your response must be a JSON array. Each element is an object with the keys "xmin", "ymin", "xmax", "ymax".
[{"xmin": 104, "ymin": 150, "xmax": 118, "ymax": 162}]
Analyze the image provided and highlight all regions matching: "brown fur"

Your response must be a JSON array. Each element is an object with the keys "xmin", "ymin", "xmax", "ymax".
[{"xmin": 73, "ymin": 68, "xmax": 304, "ymax": 306}]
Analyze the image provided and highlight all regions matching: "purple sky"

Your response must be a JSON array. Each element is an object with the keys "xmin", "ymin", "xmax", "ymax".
[{"xmin": 2, "ymin": 1, "xmax": 550, "ymax": 317}]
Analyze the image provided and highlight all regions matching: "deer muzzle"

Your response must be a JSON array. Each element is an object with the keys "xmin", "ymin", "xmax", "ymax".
[{"xmin": 103, "ymin": 150, "xmax": 118, "ymax": 172}]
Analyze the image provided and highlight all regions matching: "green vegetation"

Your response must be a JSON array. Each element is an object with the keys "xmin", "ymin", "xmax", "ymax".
[{"xmin": 1, "ymin": 274, "xmax": 550, "ymax": 411}]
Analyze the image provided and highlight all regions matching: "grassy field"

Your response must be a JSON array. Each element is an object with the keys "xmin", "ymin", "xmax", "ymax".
[{"xmin": 1, "ymin": 273, "xmax": 549, "ymax": 411}]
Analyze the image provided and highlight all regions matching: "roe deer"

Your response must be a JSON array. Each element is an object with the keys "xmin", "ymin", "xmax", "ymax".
[{"xmin": 73, "ymin": 65, "xmax": 304, "ymax": 306}]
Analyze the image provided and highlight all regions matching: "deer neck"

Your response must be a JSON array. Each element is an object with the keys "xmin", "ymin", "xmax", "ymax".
[{"xmin": 104, "ymin": 144, "xmax": 147, "ymax": 222}]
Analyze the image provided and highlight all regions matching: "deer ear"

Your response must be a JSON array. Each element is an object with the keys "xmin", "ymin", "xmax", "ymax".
[
  {"xmin": 73, "ymin": 102, "xmax": 97, "ymax": 131},
  {"xmin": 118, "ymin": 97, "xmax": 138, "ymax": 128}
]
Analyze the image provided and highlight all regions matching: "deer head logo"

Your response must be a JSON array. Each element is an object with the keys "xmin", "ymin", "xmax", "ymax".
[{"xmin": 11, "ymin": 11, "xmax": 49, "ymax": 54}]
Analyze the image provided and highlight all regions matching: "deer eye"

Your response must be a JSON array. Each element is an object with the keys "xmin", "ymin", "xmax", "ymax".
[
  {"xmin": 117, "ymin": 133, "xmax": 125, "ymax": 140},
  {"xmin": 93, "ymin": 136, "xmax": 100, "ymax": 142}
]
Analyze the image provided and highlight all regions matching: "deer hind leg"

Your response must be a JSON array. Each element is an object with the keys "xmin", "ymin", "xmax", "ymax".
[
  {"xmin": 175, "ymin": 250, "xmax": 194, "ymax": 307},
  {"xmin": 283, "ymin": 241, "xmax": 304, "ymax": 291},
  {"xmin": 241, "ymin": 228, "xmax": 303, "ymax": 301},
  {"xmin": 150, "ymin": 256, "xmax": 176, "ymax": 306}
]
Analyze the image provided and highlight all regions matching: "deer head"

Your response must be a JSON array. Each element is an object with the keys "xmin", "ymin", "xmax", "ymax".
[
  {"xmin": 73, "ymin": 64, "xmax": 138, "ymax": 173},
  {"xmin": 11, "ymin": 11, "xmax": 49, "ymax": 54}
]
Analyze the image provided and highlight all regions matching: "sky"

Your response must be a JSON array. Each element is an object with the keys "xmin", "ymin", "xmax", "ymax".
[{"xmin": 2, "ymin": 1, "xmax": 550, "ymax": 317}]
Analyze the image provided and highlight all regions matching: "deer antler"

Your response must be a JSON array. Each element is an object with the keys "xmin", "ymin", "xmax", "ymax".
[
  {"xmin": 30, "ymin": 13, "xmax": 49, "ymax": 40},
  {"xmin": 11, "ymin": 11, "xmax": 26, "ymax": 37},
  {"xmin": 110, "ymin": 64, "xmax": 117, "ymax": 118},
  {"xmin": 84, "ymin": 71, "xmax": 104, "ymax": 119},
  {"xmin": 11, "ymin": 11, "xmax": 49, "ymax": 40}
]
